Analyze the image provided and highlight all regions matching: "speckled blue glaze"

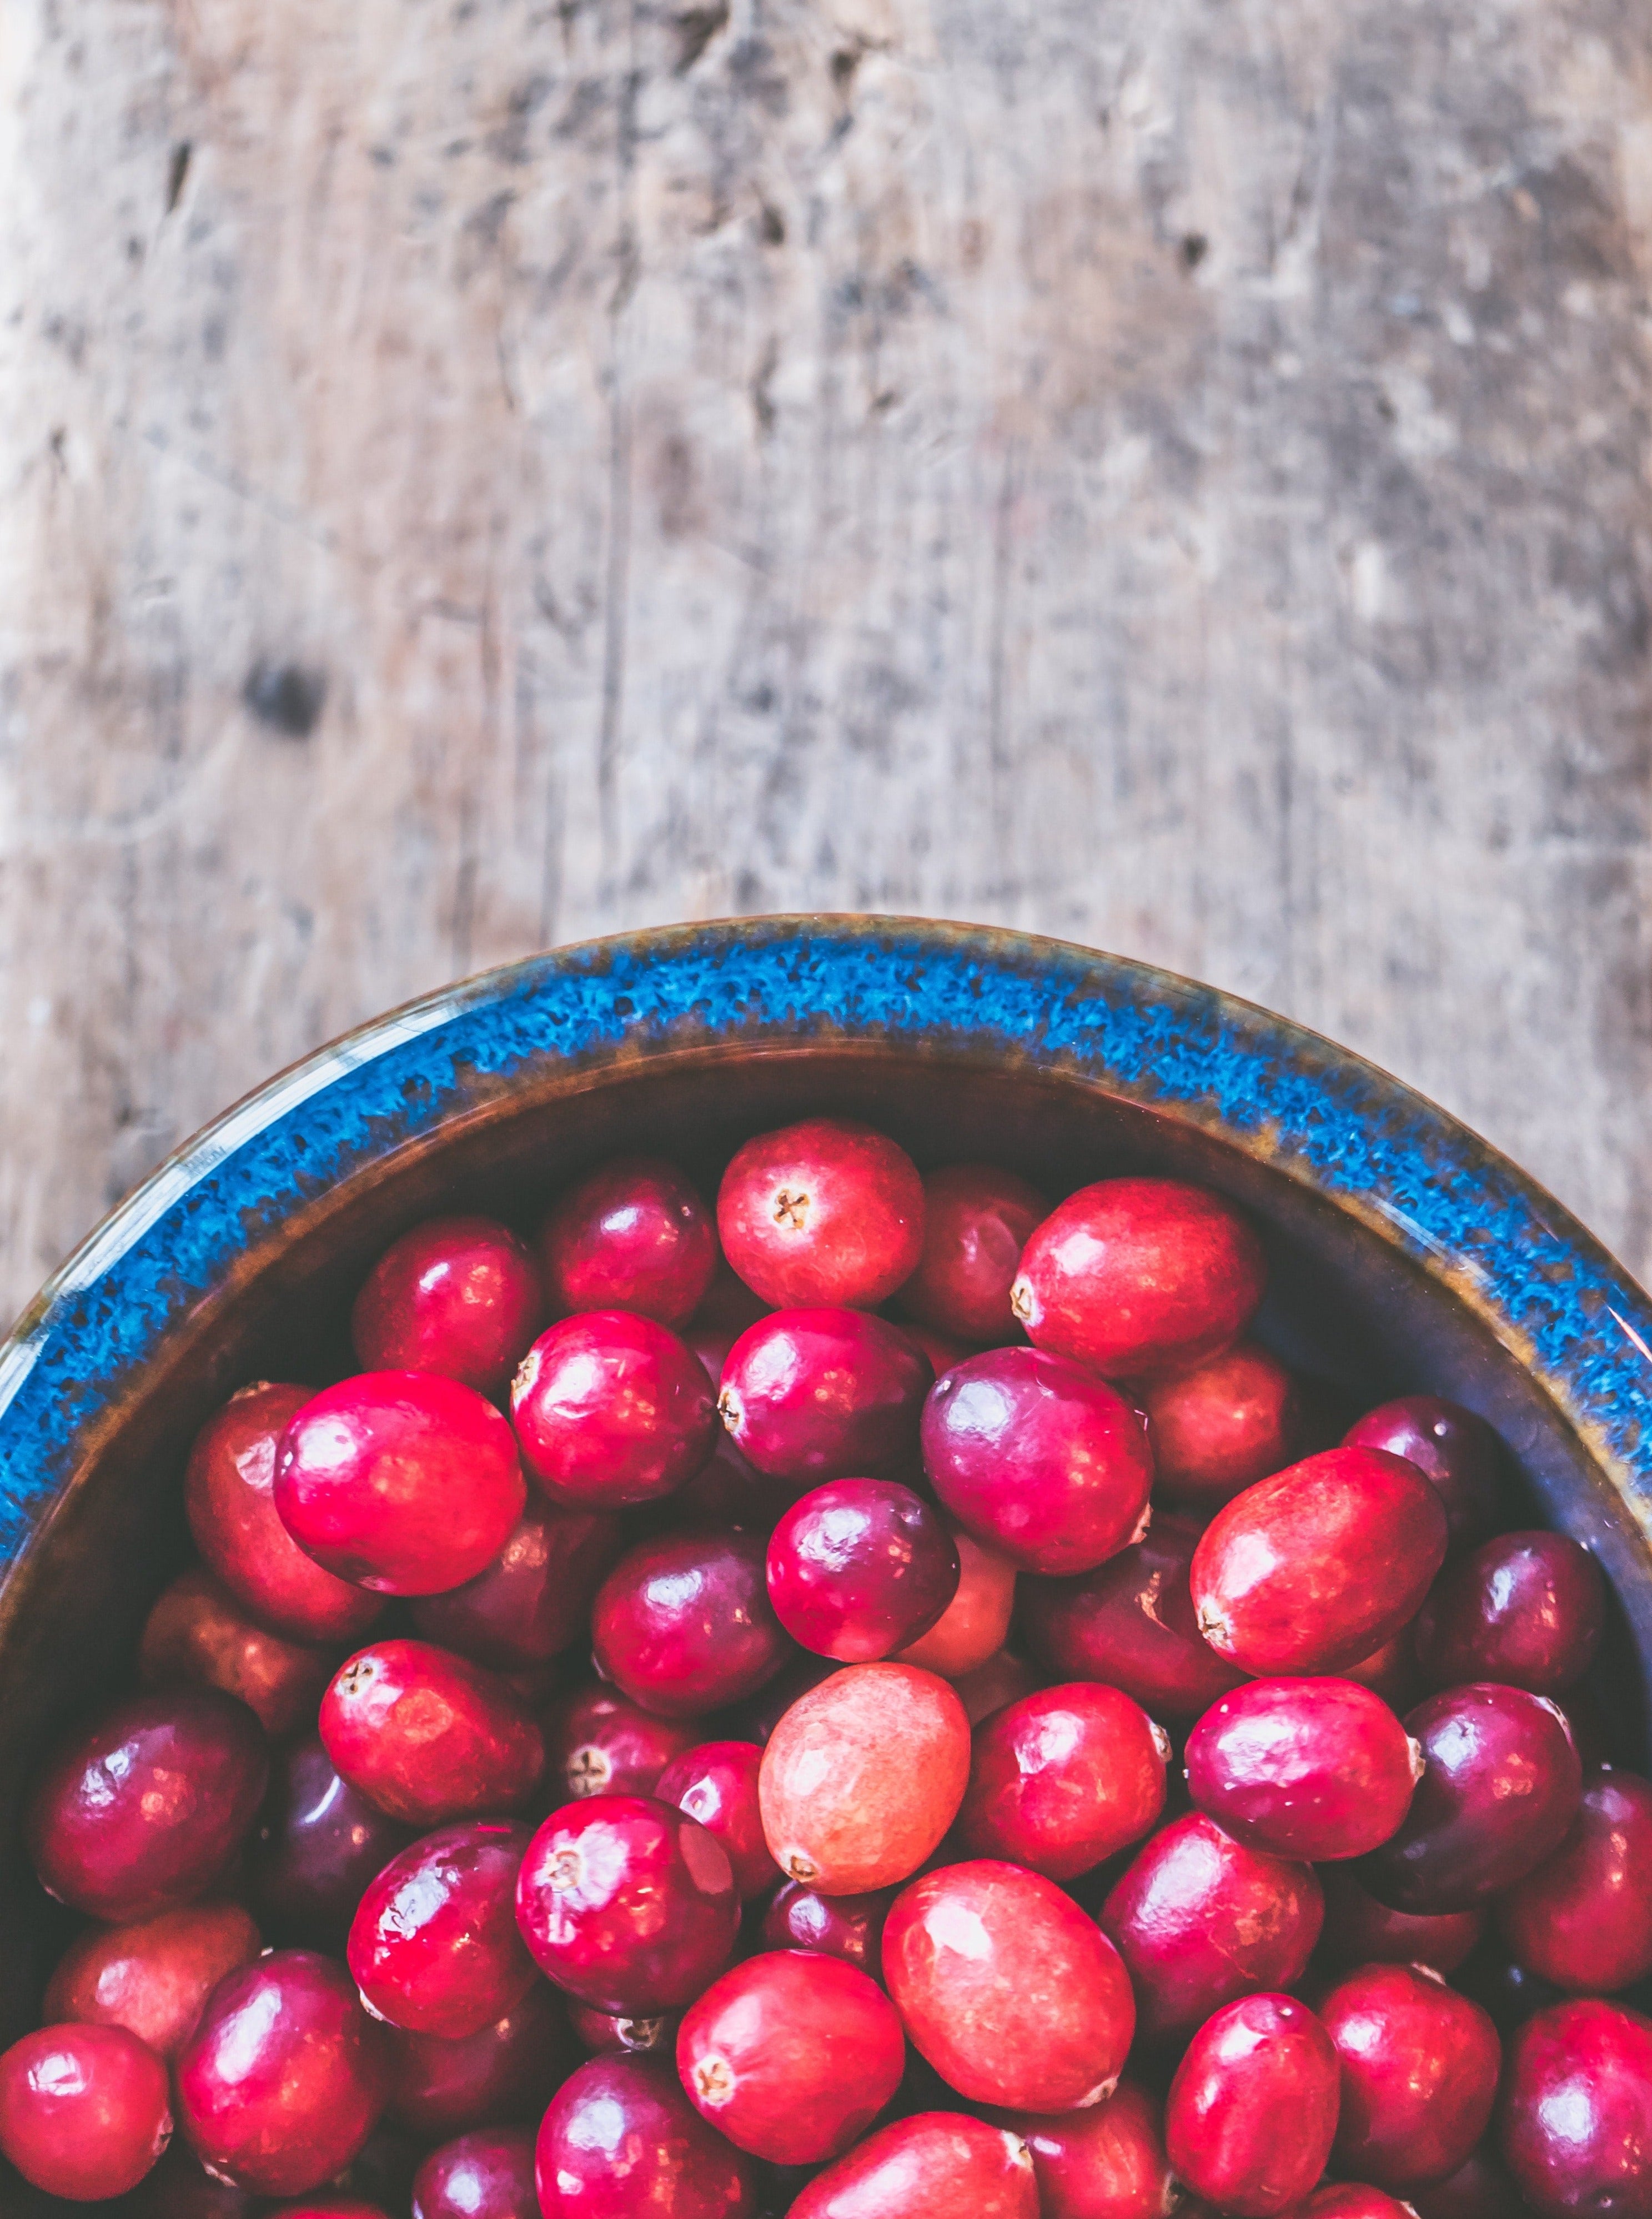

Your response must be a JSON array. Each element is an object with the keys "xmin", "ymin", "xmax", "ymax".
[{"xmin": 3, "ymin": 916, "xmax": 1651, "ymax": 1578}]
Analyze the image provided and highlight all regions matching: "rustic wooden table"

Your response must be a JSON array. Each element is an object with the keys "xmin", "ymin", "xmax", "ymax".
[{"xmin": 3, "ymin": 0, "xmax": 1650, "ymax": 1323}]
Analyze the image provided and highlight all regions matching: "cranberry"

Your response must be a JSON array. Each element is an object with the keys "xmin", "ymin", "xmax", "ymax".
[
  {"xmin": 655, "ymin": 1431, "xmax": 795, "ymax": 1533},
  {"xmin": 1455, "ymin": 1939, "xmax": 1566, "ymax": 2034},
  {"xmin": 1362, "ymin": 1683, "xmax": 1582, "ymax": 1912},
  {"xmin": 0, "ymin": 2021, "xmax": 172, "ymax": 2200},
  {"xmin": 320, "ymin": 1639, "xmax": 544, "ymax": 1826},
  {"xmin": 1184, "ymin": 1676, "xmax": 1422, "ymax": 1861},
  {"xmin": 411, "ymin": 1498, "xmax": 625, "ymax": 1670},
  {"xmin": 689, "ymin": 1258, "xmax": 772, "ymax": 1357},
  {"xmin": 956, "ymin": 1682, "xmax": 1168, "ymax": 1879},
  {"xmin": 1414, "ymin": 1530, "xmax": 1606, "ymax": 1696},
  {"xmin": 411, "ymin": 2127, "xmax": 538, "ymax": 2219},
  {"xmin": 1497, "ymin": 1766, "xmax": 1652, "ymax": 1992},
  {"xmin": 1320, "ymin": 1962, "xmax": 1500, "ymax": 2190},
  {"xmin": 139, "ymin": 1564, "xmax": 337, "ymax": 1738},
  {"xmin": 677, "ymin": 1950, "xmax": 905, "ymax": 2162},
  {"xmin": 275, "ymin": 1371, "xmax": 525, "ymax": 1595},
  {"xmin": 758, "ymin": 1663, "xmax": 971, "ymax": 1891},
  {"xmin": 536, "ymin": 2053, "xmax": 756, "ymax": 2215},
  {"xmin": 1409, "ymin": 2145, "xmax": 1536, "ymax": 2217},
  {"xmin": 1099, "ymin": 1810, "xmax": 1323, "ymax": 2041},
  {"xmin": 185, "ymin": 1383, "xmax": 385, "ymax": 1642},
  {"xmin": 542, "ymin": 1685, "xmax": 697, "ymax": 1801},
  {"xmin": 899, "ymin": 1318, "xmax": 976, "ymax": 1374},
  {"xmin": 717, "ymin": 1117, "xmax": 925, "ymax": 1309},
  {"xmin": 766, "ymin": 1480, "xmax": 959, "ymax": 1661},
  {"xmin": 592, "ymin": 1530, "xmax": 792, "ymax": 1717},
  {"xmin": 539, "ymin": 1156, "xmax": 717, "ymax": 1325},
  {"xmin": 1342, "ymin": 1624, "xmax": 1423, "ymax": 1712},
  {"xmin": 27, "ymin": 1685, "xmax": 267, "ymax": 1921},
  {"xmin": 346, "ymin": 1820, "xmax": 534, "ymax": 2039},
  {"xmin": 1190, "ymin": 1447, "xmax": 1448, "ymax": 1674},
  {"xmin": 352, "ymin": 1215, "xmax": 543, "ymax": 1397},
  {"xmin": 1141, "ymin": 1341, "xmax": 1297, "ymax": 1508},
  {"xmin": 1166, "ymin": 1991, "xmax": 1339, "ymax": 2218},
  {"xmin": 516, "ymin": 1793, "xmax": 739, "ymax": 2011},
  {"xmin": 992, "ymin": 2079, "xmax": 1173, "ymax": 2219},
  {"xmin": 510, "ymin": 1311, "xmax": 716, "ymax": 1507},
  {"xmin": 1500, "ymin": 1999, "xmax": 1652, "ymax": 2216},
  {"xmin": 1316, "ymin": 1866, "xmax": 1484, "ymax": 1974},
  {"xmin": 759, "ymin": 1879, "xmax": 892, "ymax": 1974},
  {"xmin": 730, "ymin": 1649, "xmax": 838, "ymax": 1743},
  {"xmin": 177, "ymin": 1950, "xmax": 388, "ymax": 2196},
  {"xmin": 719, "ymin": 1308, "xmax": 932, "ymax": 1489},
  {"xmin": 124, "ymin": 2140, "xmax": 263, "ymax": 2216},
  {"xmin": 953, "ymin": 1647, "xmax": 1040, "ymax": 1724},
  {"xmin": 1023, "ymin": 1511, "xmax": 1247, "ymax": 1718},
  {"xmin": 249, "ymin": 1734, "xmax": 414, "ymax": 1944},
  {"xmin": 384, "ymin": 1984, "xmax": 578, "ymax": 2137},
  {"xmin": 1286, "ymin": 2192, "xmax": 1417, "ymax": 2218},
  {"xmin": 787, "ymin": 2111, "xmax": 1039, "ymax": 2219},
  {"xmin": 893, "ymin": 1522, "xmax": 1017, "ymax": 1676},
  {"xmin": 895, "ymin": 1162, "xmax": 1047, "ymax": 1344},
  {"xmin": 43, "ymin": 1898, "xmax": 260, "ymax": 2061},
  {"xmin": 1342, "ymin": 1395, "xmax": 1505, "ymax": 1553},
  {"xmin": 656, "ymin": 1740, "xmax": 777, "ymax": 1897},
  {"xmin": 921, "ymin": 1346, "xmax": 1153, "ymax": 1575},
  {"xmin": 1011, "ymin": 1176, "xmax": 1266, "ymax": 1380},
  {"xmin": 568, "ymin": 2005, "xmax": 675, "ymax": 2054},
  {"xmin": 883, "ymin": 1860, "xmax": 1134, "ymax": 2110}
]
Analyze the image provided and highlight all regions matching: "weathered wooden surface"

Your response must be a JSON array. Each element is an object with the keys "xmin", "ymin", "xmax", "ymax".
[{"xmin": 3, "ymin": 0, "xmax": 1651, "ymax": 1321}]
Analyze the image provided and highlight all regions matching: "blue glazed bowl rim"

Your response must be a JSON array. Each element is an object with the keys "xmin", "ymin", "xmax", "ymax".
[{"xmin": 2, "ymin": 913, "xmax": 1650, "ymax": 1583}]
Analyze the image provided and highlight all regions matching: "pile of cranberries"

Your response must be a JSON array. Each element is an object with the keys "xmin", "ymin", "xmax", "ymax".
[{"xmin": 6, "ymin": 1119, "xmax": 1649, "ymax": 2217}]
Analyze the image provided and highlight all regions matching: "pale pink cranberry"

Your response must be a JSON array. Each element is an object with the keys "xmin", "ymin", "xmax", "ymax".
[
  {"xmin": 1011, "ymin": 1176, "xmax": 1266, "ymax": 1380},
  {"xmin": 1184, "ymin": 1676, "xmax": 1423, "ymax": 1861},
  {"xmin": 413, "ymin": 2126, "xmax": 538, "ymax": 2219},
  {"xmin": 758, "ymin": 1663, "xmax": 971, "ymax": 1892},
  {"xmin": 539, "ymin": 1157, "xmax": 717, "ymax": 1326},
  {"xmin": 896, "ymin": 1163, "xmax": 1048, "ymax": 1344},
  {"xmin": 717, "ymin": 1117, "xmax": 925, "ymax": 1309},
  {"xmin": 568, "ymin": 2006, "xmax": 676, "ymax": 2055},
  {"xmin": 1497, "ymin": 1767, "xmax": 1652, "ymax": 1993},
  {"xmin": 893, "ymin": 1521, "xmax": 1017, "ymax": 1676},
  {"xmin": 953, "ymin": 1647, "xmax": 1040, "ymax": 1724},
  {"xmin": 541, "ymin": 1685, "xmax": 697, "ymax": 1801},
  {"xmin": 1342, "ymin": 1395, "xmax": 1505, "ymax": 1553},
  {"xmin": 177, "ymin": 1950, "xmax": 388, "ymax": 2197},
  {"xmin": 997, "ymin": 2079, "xmax": 1173, "ymax": 2219},
  {"xmin": 1190, "ymin": 1447, "xmax": 1448, "ymax": 1674},
  {"xmin": 510, "ymin": 1312, "xmax": 716, "ymax": 1507},
  {"xmin": 319, "ymin": 1640, "xmax": 544, "ymax": 1826},
  {"xmin": 956, "ymin": 1682, "xmax": 1168, "ymax": 1879},
  {"xmin": 249, "ymin": 1735, "xmax": 414, "ymax": 1946},
  {"xmin": 592, "ymin": 1529, "xmax": 792, "ymax": 1718},
  {"xmin": 1321, "ymin": 1962, "xmax": 1500, "ymax": 2192},
  {"xmin": 719, "ymin": 1308, "xmax": 932, "ymax": 1489},
  {"xmin": 139, "ymin": 1564, "xmax": 337, "ymax": 1738},
  {"xmin": 411, "ymin": 1497, "xmax": 625, "ymax": 1670},
  {"xmin": 883, "ymin": 1860, "xmax": 1135, "ymax": 2112},
  {"xmin": 1099, "ymin": 1811, "xmax": 1323, "ymax": 2042},
  {"xmin": 1165, "ymin": 1992, "xmax": 1340, "ymax": 2218},
  {"xmin": 351, "ymin": 1214, "xmax": 543, "ymax": 1398},
  {"xmin": 656, "ymin": 1741, "xmax": 777, "ymax": 1897},
  {"xmin": 1499, "ymin": 2000, "xmax": 1652, "ymax": 2217},
  {"xmin": 1414, "ymin": 1530, "xmax": 1606, "ymax": 1696},
  {"xmin": 27, "ymin": 1685, "xmax": 268, "ymax": 1921},
  {"xmin": 348, "ymin": 1820, "xmax": 536, "ymax": 2039},
  {"xmin": 536, "ymin": 2053, "xmax": 757, "ymax": 2215},
  {"xmin": 1141, "ymin": 1342, "xmax": 1298, "ymax": 1507},
  {"xmin": 1317, "ymin": 1865, "xmax": 1484, "ymax": 1974},
  {"xmin": 759, "ymin": 1880, "xmax": 893, "ymax": 1976},
  {"xmin": 185, "ymin": 1383, "xmax": 384, "ymax": 1642},
  {"xmin": 275, "ymin": 1371, "xmax": 525, "ymax": 1594},
  {"xmin": 43, "ymin": 1899, "xmax": 260, "ymax": 2061},
  {"xmin": 767, "ymin": 1479, "xmax": 960, "ymax": 1661},
  {"xmin": 0, "ymin": 2022, "xmax": 172, "ymax": 2200},
  {"xmin": 384, "ymin": 1984, "xmax": 578, "ymax": 2138},
  {"xmin": 677, "ymin": 1950, "xmax": 905, "ymax": 2163},
  {"xmin": 921, "ymin": 1346, "xmax": 1153, "ymax": 1575},
  {"xmin": 787, "ymin": 2112, "xmax": 1039, "ymax": 2219}
]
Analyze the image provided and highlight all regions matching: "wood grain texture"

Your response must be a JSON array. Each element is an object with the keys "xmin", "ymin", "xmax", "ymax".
[{"xmin": 3, "ymin": 0, "xmax": 1651, "ymax": 1322}]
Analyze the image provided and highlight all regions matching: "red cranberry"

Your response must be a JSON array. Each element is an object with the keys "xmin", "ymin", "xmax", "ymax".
[
  {"xmin": 384, "ymin": 1984, "xmax": 578, "ymax": 2137},
  {"xmin": 1414, "ymin": 1531, "xmax": 1606, "ymax": 1696},
  {"xmin": 27, "ymin": 1685, "xmax": 268, "ymax": 1921},
  {"xmin": 1500, "ymin": 1999, "xmax": 1652, "ymax": 2216},
  {"xmin": 766, "ymin": 1480, "xmax": 959, "ymax": 1661},
  {"xmin": 953, "ymin": 1647, "xmax": 1040, "ymax": 1724},
  {"xmin": 139, "ymin": 1564, "xmax": 337, "ymax": 1738},
  {"xmin": 1316, "ymin": 1866, "xmax": 1484, "ymax": 1974},
  {"xmin": 1409, "ymin": 2145, "xmax": 1536, "ymax": 2217},
  {"xmin": 249, "ymin": 1734, "xmax": 414, "ymax": 1945},
  {"xmin": 511, "ymin": 1311, "xmax": 716, "ymax": 1507},
  {"xmin": 1184, "ymin": 1676, "xmax": 1422, "ymax": 1861},
  {"xmin": 275, "ymin": 1371, "xmax": 525, "ymax": 1594},
  {"xmin": 43, "ymin": 1899, "xmax": 260, "ymax": 2061},
  {"xmin": 1099, "ymin": 1810, "xmax": 1323, "ymax": 2042},
  {"xmin": 895, "ymin": 1162, "xmax": 1047, "ymax": 1344},
  {"xmin": 719, "ymin": 1308, "xmax": 932, "ymax": 1489},
  {"xmin": 352, "ymin": 1215, "xmax": 543, "ymax": 1398},
  {"xmin": 883, "ymin": 1860, "xmax": 1134, "ymax": 2111},
  {"xmin": 1190, "ymin": 1447, "xmax": 1448, "ymax": 1674},
  {"xmin": 1023, "ymin": 1511, "xmax": 1247, "ymax": 1719},
  {"xmin": 592, "ymin": 1529, "xmax": 792, "ymax": 1717},
  {"xmin": 411, "ymin": 1498, "xmax": 625, "ymax": 1670},
  {"xmin": 1011, "ymin": 1176, "xmax": 1266, "ymax": 1380},
  {"xmin": 542, "ymin": 1685, "xmax": 697, "ymax": 1800},
  {"xmin": 893, "ymin": 1522, "xmax": 1017, "ymax": 1676},
  {"xmin": 759, "ymin": 1879, "xmax": 892, "ymax": 1974},
  {"xmin": 1497, "ymin": 1766, "xmax": 1652, "ymax": 1992},
  {"xmin": 536, "ymin": 2052, "xmax": 756, "ymax": 2215},
  {"xmin": 656, "ymin": 1740, "xmax": 777, "ymax": 1897},
  {"xmin": 677, "ymin": 1949, "xmax": 905, "ymax": 2162},
  {"xmin": 568, "ymin": 2005, "xmax": 675, "ymax": 2054},
  {"xmin": 787, "ymin": 2111, "xmax": 1039, "ymax": 2219},
  {"xmin": 1362, "ymin": 1683, "xmax": 1582, "ymax": 1912},
  {"xmin": 540, "ymin": 1156, "xmax": 717, "ymax": 1326},
  {"xmin": 759, "ymin": 1663, "xmax": 971, "ymax": 1892},
  {"xmin": 348, "ymin": 1820, "xmax": 535, "ymax": 2039},
  {"xmin": 0, "ymin": 2021, "xmax": 171, "ymax": 2200},
  {"xmin": 177, "ymin": 1950, "xmax": 388, "ymax": 2196},
  {"xmin": 411, "ymin": 2126, "xmax": 538, "ymax": 2219},
  {"xmin": 516, "ymin": 1793, "xmax": 739, "ymax": 2011},
  {"xmin": 717, "ymin": 1117, "xmax": 925, "ymax": 1309},
  {"xmin": 185, "ymin": 1383, "xmax": 385, "ymax": 1642},
  {"xmin": 997, "ymin": 2079, "xmax": 1172, "ymax": 2219},
  {"xmin": 320, "ymin": 1640, "xmax": 544, "ymax": 1826},
  {"xmin": 956, "ymin": 1682, "xmax": 1168, "ymax": 1879},
  {"xmin": 1165, "ymin": 1991, "xmax": 1339, "ymax": 2217},
  {"xmin": 1321, "ymin": 1962, "xmax": 1501, "ymax": 2190},
  {"xmin": 1141, "ymin": 1341, "xmax": 1297, "ymax": 1507},
  {"xmin": 921, "ymin": 1346, "xmax": 1153, "ymax": 1575},
  {"xmin": 1342, "ymin": 1395, "xmax": 1505, "ymax": 1553}
]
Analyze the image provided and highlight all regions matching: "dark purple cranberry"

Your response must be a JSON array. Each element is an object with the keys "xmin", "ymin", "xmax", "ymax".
[
  {"xmin": 412, "ymin": 2126, "xmax": 538, "ymax": 2219},
  {"xmin": 384, "ymin": 1984, "xmax": 578, "ymax": 2138},
  {"xmin": 1414, "ymin": 1531, "xmax": 1606, "ymax": 1696},
  {"xmin": 591, "ymin": 1529, "xmax": 792, "ymax": 1718},
  {"xmin": 411, "ymin": 1497, "xmax": 625, "ymax": 1670},
  {"xmin": 759, "ymin": 1880, "xmax": 893, "ymax": 1977},
  {"xmin": 766, "ymin": 1480, "xmax": 959, "ymax": 1661},
  {"xmin": 1343, "ymin": 1395, "xmax": 1505, "ymax": 1553},
  {"xmin": 249, "ymin": 1735, "xmax": 415, "ymax": 1946},
  {"xmin": 718, "ymin": 1308, "xmax": 932, "ymax": 1489}
]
